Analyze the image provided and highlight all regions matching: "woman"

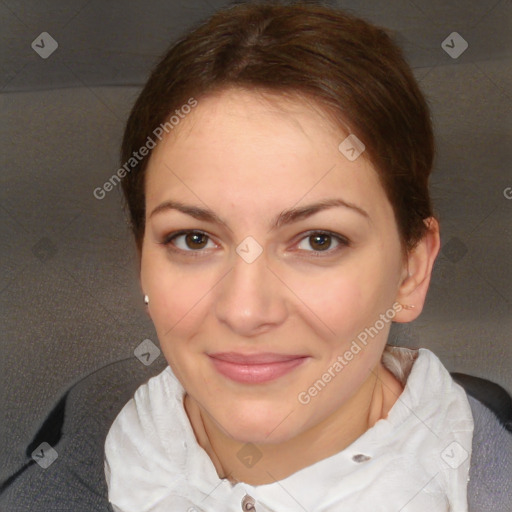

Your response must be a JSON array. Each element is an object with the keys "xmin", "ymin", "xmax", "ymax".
[{"xmin": 104, "ymin": 2, "xmax": 511, "ymax": 511}]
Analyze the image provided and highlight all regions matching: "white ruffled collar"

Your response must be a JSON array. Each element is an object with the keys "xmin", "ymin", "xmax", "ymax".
[{"xmin": 104, "ymin": 347, "xmax": 474, "ymax": 512}]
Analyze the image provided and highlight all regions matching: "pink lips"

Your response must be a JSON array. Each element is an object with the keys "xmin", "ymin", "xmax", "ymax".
[{"xmin": 208, "ymin": 352, "xmax": 309, "ymax": 384}]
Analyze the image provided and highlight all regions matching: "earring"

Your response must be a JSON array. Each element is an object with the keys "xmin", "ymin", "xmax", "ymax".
[
  {"xmin": 401, "ymin": 304, "xmax": 415, "ymax": 310},
  {"xmin": 143, "ymin": 295, "xmax": 149, "ymax": 306}
]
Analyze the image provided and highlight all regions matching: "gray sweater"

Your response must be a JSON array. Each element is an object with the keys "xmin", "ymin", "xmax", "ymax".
[{"xmin": 1, "ymin": 357, "xmax": 511, "ymax": 511}]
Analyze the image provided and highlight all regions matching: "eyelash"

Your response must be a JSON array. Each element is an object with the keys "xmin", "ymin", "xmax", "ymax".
[{"xmin": 160, "ymin": 229, "xmax": 350, "ymax": 258}]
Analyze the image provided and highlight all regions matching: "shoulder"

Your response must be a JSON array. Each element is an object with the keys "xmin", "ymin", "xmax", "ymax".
[
  {"xmin": 465, "ymin": 393, "xmax": 512, "ymax": 511},
  {"xmin": 0, "ymin": 356, "xmax": 167, "ymax": 512}
]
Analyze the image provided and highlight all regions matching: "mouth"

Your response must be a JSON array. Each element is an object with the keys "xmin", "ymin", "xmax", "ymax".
[{"xmin": 207, "ymin": 352, "xmax": 310, "ymax": 384}]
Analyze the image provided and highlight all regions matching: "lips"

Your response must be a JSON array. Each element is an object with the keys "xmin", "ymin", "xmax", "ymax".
[
  {"xmin": 208, "ymin": 352, "xmax": 309, "ymax": 384},
  {"xmin": 209, "ymin": 352, "xmax": 306, "ymax": 364}
]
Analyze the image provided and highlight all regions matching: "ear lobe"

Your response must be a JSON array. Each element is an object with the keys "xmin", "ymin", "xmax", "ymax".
[
  {"xmin": 139, "ymin": 279, "xmax": 151, "ymax": 317},
  {"xmin": 394, "ymin": 217, "xmax": 440, "ymax": 323}
]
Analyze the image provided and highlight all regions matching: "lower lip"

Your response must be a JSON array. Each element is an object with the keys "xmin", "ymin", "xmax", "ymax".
[{"xmin": 209, "ymin": 356, "xmax": 308, "ymax": 384}]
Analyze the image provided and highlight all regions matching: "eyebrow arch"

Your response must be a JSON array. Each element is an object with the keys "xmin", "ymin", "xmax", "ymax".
[{"xmin": 149, "ymin": 198, "xmax": 370, "ymax": 231}]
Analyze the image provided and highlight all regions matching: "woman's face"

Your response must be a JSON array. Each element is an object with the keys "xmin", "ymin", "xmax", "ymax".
[{"xmin": 141, "ymin": 88, "xmax": 408, "ymax": 444}]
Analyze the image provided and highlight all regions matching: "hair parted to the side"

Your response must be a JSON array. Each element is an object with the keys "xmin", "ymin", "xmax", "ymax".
[{"xmin": 120, "ymin": 1, "xmax": 435, "ymax": 255}]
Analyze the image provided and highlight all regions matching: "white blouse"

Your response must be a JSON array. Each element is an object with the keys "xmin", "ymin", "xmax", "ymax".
[{"xmin": 104, "ymin": 347, "xmax": 474, "ymax": 512}]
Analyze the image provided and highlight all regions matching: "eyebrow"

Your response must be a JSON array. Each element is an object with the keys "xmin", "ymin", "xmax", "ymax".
[{"xmin": 149, "ymin": 198, "xmax": 370, "ymax": 231}]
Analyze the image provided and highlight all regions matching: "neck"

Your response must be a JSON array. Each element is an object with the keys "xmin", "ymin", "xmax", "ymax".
[{"xmin": 184, "ymin": 362, "xmax": 403, "ymax": 485}]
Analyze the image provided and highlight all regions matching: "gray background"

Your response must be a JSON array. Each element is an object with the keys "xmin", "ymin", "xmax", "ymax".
[{"xmin": 1, "ymin": 0, "xmax": 511, "ymax": 482}]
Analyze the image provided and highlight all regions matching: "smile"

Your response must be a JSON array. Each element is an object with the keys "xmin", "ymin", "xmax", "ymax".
[{"xmin": 207, "ymin": 352, "xmax": 310, "ymax": 384}]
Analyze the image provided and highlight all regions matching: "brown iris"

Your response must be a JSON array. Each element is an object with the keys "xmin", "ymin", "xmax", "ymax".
[
  {"xmin": 185, "ymin": 232, "xmax": 209, "ymax": 250},
  {"xmin": 309, "ymin": 233, "xmax": 332, "ymax": 251}
]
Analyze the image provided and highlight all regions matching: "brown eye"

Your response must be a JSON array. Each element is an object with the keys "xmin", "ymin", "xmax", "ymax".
[
  {"xmin": 309, "ymin": 233, "xmax": 332, "ymax": 251},
  {"xmin": 183, "ymin": 232, "xmax": 209, "ymax": 250},
  {"xmin": 296, "ymin": 231, "xmax": 349, "ymax": 255},
  {"xmin": 163, "ymin": 230, "xmax": 215, "ymax": 252}
]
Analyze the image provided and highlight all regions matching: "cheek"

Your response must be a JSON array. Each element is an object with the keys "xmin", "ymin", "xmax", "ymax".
[
  {"xmin": 295, "ymin": 256, "xmax": 389, "ymax": 332},
  {"xmin": 286, "ymin": 250, "xmax": 400, "ymax": 366},
  {"xmin": 295, "ymin": 272, "xmax": 363, "ymax": 332},
  {"xmin": 141, "ymin": 249, "xmax": 216, "ymax": 340},
  {"xmin": 350, "ymin": 232, "xmax": 403, "ymax": 307}
]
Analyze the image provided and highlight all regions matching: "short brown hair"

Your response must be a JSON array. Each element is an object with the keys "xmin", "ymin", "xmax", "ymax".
[{"xmin": 120, "ymin": 1, "xmax": 435, "ymax": 254}]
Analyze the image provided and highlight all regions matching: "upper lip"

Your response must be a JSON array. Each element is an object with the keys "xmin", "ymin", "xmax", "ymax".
[{"xmin": 208, "ymin": 352, "xmax": 308, "ymax": 364}]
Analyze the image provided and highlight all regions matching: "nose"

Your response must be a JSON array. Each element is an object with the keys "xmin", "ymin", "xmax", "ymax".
[{"xmin": 214, "ymin": 246, "xmax": 288, "ymax": 337}]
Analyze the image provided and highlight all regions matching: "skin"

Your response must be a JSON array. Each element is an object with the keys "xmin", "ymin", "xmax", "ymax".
[{"xmin": 140, "ymin": 87, "xmax": 440, "ymax": 485}]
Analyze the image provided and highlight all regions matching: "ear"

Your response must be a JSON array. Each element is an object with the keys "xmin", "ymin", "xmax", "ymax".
[{"xmin": 394, "ymin": 217, "xmax": 440, "ymax": 323}]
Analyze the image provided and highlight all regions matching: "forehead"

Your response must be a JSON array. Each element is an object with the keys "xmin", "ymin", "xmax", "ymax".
[{"xmin": 144, "ymin": 88, "xmax": 389, "ymax": 220}]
